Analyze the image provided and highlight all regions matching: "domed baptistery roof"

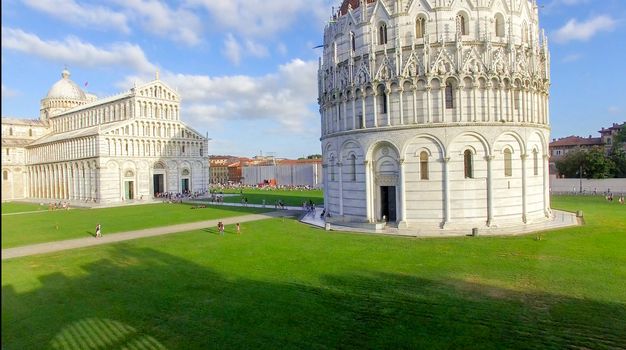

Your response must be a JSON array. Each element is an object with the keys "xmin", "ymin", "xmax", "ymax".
[{"xmin": 318, "ymin": 0, "xmax": 552, "ymax": 233}]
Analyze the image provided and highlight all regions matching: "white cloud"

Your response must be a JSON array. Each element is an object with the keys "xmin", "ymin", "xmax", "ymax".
[
  {"xmin": 277, "ymin": 42, "xmax": 288, "ymax": 56},
  {"xmin": 113, "ymin": 0, "xmax": 202, "ymax": 46},
  {"xmin": 23, "ymin": 0, "xmax": 130, "ymax": 34},
  {"xmin": 119, "ymin": 59, "xmax": 319, "ymax": 132},
  {"xmin": 562, "ymin": 53, "xmax": 582, "ymax": 63},
  {"xmin": 2, "ymin": 84, "xmax": 19, "ymax": 98},
  {"xmin": 553, "ymin": 15, "xmax": 617, "ymax": 43},
  {"xmin": 2, "ymin": 27, "xmax": 157, "ymax": 73},
  {"xmin": 222, "ymin": 34, "xmax": 242, "ymax": 65},
  {"xmin": 608, "ymin": 106, "xmax": 622, "ymax": 115},
  {"xmin": 245, "ymin": 40, "xmax": 269, "ymax": 58},
  {"xmin": 187, "ymin": 0, "xmax": 327, "ymax": 38}
]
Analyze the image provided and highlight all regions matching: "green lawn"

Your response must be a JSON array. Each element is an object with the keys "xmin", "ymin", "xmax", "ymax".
[
  {"xmin": 213, "ymin": 188, "xmax": 323, "ymax": 207},
  {"xmin": 1, "ymin": 202, "xmax": 48, "ymax": 214},
  {"xmin": 1, "ymin": 203, "xmax": 268, "ymax": 249},
  {"xmin": 2, "ymin": 195, "xmax": 625, "ymax": 348}
]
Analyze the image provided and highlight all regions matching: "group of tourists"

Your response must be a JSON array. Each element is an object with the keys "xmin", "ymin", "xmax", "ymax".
[
  {"xmin": 605, "ymin": 192, "xmax": 625, "ymax": 204},
  {"xmin": 47, "ymin": 202, "xmax": 70, "ymax": 210},
  {"xmin": 216, "ymin": 221, "xmax": 240, "ymax": 235}
]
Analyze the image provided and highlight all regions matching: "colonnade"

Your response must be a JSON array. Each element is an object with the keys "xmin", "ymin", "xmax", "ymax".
[
  {"xmin": 321, "ymin": 79, "xmax": 549, "ymax": 135},
  {"xmin": 28, "ymin": 137, "xmax": 97, "ymax": 164},
  {"xmin": 28, "ymin": 161, "xmax": 98, "ymax": 201},
  {"xmin": 105, "ymin": 138, "xmax": 204, "ymax": 157}
]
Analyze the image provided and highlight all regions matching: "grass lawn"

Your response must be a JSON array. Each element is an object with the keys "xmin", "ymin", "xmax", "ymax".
[
  {"xmin": 215, "ymin": 188, "xmax": 323, "ymax": 207},
  {"xmin": 2, "ymin": 195, "xmax": 625, "ymax": 348},
  {"xmin": 1, "ymin": 202, "xmax": 48, "ymax": 214},
  {"xmin": 1, "ymin": 203, "xmax": 268, "ymax": 249}
]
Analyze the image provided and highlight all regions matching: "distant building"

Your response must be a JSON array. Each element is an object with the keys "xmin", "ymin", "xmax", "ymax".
[
  {"xmin": 549, "ymin": 135, "xmax": 602, "ymax": 159},
  {"xmin": 599, "ymin": 122, "xmax": 626, "ymax": 152},
  {"xmin": 242, "ymin": 157, "xmax": 322, "ymax": 187},
  {"xmin": 208, "ymin": 156, "xmax": 235, "ymax": 184},
  {"xmin": 1, "ymin": 69, "xmax": 209, "ymax": 203},
  {"xmin": 549, "ymin": 122, "xmax": 625, "ymax": 174}
]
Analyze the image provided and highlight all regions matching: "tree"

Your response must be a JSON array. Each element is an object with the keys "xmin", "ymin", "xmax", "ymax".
[
  {"xmin": 556, "ymin": 147, "xmax": 616, "ymax": 179},
  {"xmin": 609, "ymin": 125, "xmax": 626, "ymax": 178},
  {"xmin": 306, "ymin": 154, "xmax": 322, "ymax": 159}
]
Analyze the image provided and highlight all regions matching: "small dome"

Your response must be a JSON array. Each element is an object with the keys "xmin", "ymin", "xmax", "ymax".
[{"xmin": 46, "ymin": 68, "xmax": 87, "ymax": 100}]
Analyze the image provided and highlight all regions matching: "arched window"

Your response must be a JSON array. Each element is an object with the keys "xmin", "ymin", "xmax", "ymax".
[
  {"xmin": 514, "ymin": 89, "xmax": 521, "ymax": 110},
  {"xmin": 29, "ymin": 128, "xmax": 33, "ymax": 137},
  {"xmin": 464, "ymin": 150, "xmax": 473, "ymax": 178},
  {"xmin": 445, "ymin": 83, "xmax": 454, "ymax": 109},
  {"xmin": 378, "ymin": 85, "xmax": 387, "ymax": 114},
  {"xmin": 456, "ymin": 13, "xmax": 468, "ymax": 36},
  {"xmin": 5, "ymin": 148, "xmax": 9, "ymax": 156},
  {"xmin": 504, "ymin": 148, "xmax": 513, "ymax": 177},
  {"xmin": 2, "ymin": 171, "xmax": 8, "ymax": 180},
  {"xmin": 416, "ymin": 17, "xmax": 425, "ymax": 39},
  {"xmin": 379, "ymin": 22, "xmax": 388, "ymax": 45},
  {"xmin": 350, "ymin": 154, "xmax": 357, "ymax": 181},
  {"xmin": 420, "ymin": 151, "xmax": 429, "ymax": 180},
  {"xmin": 9, "ymin": 128, "xmax": 13, "ymax": 136},
  {"xmin": 522, "ymin": 22, "xmax": 529, "ymax": 44},
  {"xmin": 533, "ymin": 149, "xmax": 539, "ymax": 176},
  {"xmin": 330, "ymin": 156, "xmax": 335, "ymax": 181},
  {"xmin": 350, "ymin": 32, "xmax": 356, "ymax": 52},
  {"xmin": 495, "ymin": 14, "xmax": 505, "ymax": 37}
]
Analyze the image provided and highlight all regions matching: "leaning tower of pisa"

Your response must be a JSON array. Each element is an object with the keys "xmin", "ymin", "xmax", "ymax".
[{"xmin": 319, "ymin": 0, "xmax": 551, "ymax": 230}]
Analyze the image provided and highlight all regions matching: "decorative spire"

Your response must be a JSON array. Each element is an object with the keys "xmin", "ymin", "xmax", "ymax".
[{"xmin": 155, "ymin": 69, "xmax": 160, "ymax": 80}]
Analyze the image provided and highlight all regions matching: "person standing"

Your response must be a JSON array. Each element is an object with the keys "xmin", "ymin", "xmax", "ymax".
[
  {"xmin": 95, "ymin": 224, "xmax": 102, "ymax": 238},
  {"xmin": 236, "ymin": 223, "xmax": 241, "ymax": 235}
]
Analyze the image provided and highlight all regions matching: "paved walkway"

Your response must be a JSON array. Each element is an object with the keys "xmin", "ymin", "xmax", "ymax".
[
  {"xmin": 2, "ymin": 210, "xmax": 299, "ymax": 261},
  {"xmin": 301, "ymin": 208, "xmax": 581, "ymax": 237}
]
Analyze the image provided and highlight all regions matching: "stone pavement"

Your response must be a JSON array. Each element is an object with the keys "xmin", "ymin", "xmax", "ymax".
[
  {"xmin": 2, "ymin": 209, "xmax": 299, "ymax": 261},
  {"xmin": 301, "ymin": 207, "xmax": 581, "ymax": 238}
]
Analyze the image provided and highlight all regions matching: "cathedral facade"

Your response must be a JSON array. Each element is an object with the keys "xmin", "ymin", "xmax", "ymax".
[
  {"xmin": 319, "ymin": 0, "xmax": 551, "ymax": 230},
  {"xmin": 2, "ymin": 69, "xmax": 209, "ymax": 204}
]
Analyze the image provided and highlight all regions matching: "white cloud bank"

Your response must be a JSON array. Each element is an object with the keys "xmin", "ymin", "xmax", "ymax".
[
  {"xmin": 120, "ymin": 59, "xmax": 319, "ymax": 132},
  {"xmin": 23, "ymin": 0, "xmax": 130, "ymax": 34},
  {"xmin": 1, "ymin": 27, "xmax": 157, "ymax": 73},
  {"xmin": 553, "ymin": 15, "xmax": 617, "ymax": 43}
]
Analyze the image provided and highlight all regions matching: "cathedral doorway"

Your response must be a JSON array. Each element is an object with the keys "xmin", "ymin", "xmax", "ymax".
[
  {"xmin": 181, "ymin": 178, "xmax": 189, "ymax": 192},
  {"xmin": 124, "ymin": 181, "xmax": 134, "ymax": 200},
  {"xmin": 153, "ymin": 174, "xmax": 164, "ymax": 195},
  {"xmin": 380, "ymin": 186, "xmax": 397, "ymax": 222}
]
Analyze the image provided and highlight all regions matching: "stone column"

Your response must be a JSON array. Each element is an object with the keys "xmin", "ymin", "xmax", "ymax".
[
  {"xmin": 364, "ymin": 160, "xmax": 373, "ymax": 222},
  {"xmin": 499, "ymin": 84, "xmax": 505, "ymax": 121},
  {"xmin": 351, "ymin": 97, "xmax": 357, "ymax": 129},
  {"xmin": 472, "ymin": 83, "xmax": 478, "ymax": 122},
  {"xmin": 543, "ymin": 154, "xmax": 551, "ymax": 217},
  {"xmin": 373, "ymin": 93, "xmax": 379, "ymax": 127},
  {"xmin": 521, "ymin": 153, "xmax": 528, "ymax": 223},
  {"xmin": 385, "ymin": 88, "xmax": 391, "ymax": 126},
  {"xmin": 442, "ymin": 157, "xmax": 451, "ymax": 228},
  {"xmin": 426, "ymin": 86, "xmax": 432, "ymax": 123},
  {"xmin": 440, "ymin": 86, "xmax": 446, "ymax": 123},
  {"xmin": 486, "ymin": 83, "xmax": 492, "ymax": 122},
  {"xmin": 361, "ymin": 93, "xmax": 367, "ymax": 128},
  {"xmin": 338, "ymin": 161, "xmax": 344, "ymax": 216},
  {"xmin": 486, "ymin": 155, "xmax": 494, "ymax": 226},
  {"xmin": 322, "ymin": 164, "xmax": 329, "ymax": 212},
  {"xmin": 398, "ymin": 158, "xmax": 407, "ymax": 228},
  {"xmin": 399, "ymin": 88, "xmax": 404, "ymax": 125},
  {"xmin": 412, "ymin": 86, "xmax": 418, "ymax": 124},
  {"xmin": 456, "ymin": 86, "xmax": 463, "ymax": 122}
]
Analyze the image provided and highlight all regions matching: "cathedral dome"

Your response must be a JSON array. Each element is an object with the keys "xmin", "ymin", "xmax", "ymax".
[{"xmin": 46, "ymin": 69, "xmax": 86, "ymax": 101}]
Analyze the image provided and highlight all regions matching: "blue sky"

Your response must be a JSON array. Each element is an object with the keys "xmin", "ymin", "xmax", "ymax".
[{"xmin": 2, "ymin": 0, "xmax": 625, "ymax": 158}]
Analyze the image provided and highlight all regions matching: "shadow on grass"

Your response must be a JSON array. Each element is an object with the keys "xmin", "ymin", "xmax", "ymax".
[{"xmin": 3, "ymin": 246, "xmax": 625, "ymax": 349}]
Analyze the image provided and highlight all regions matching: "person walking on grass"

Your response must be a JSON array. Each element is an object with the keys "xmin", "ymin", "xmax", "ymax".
[
  {"xmin": 236, "ymin": 223, "xmax": 241, "ymax": 235},
  {"xmin": 95, "ymin": 223, "xmax": 102, "ymax": 238}
]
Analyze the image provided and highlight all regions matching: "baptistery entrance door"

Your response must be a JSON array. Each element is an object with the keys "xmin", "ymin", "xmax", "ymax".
[
  {"xmin": 380, "ymin": 186, "xmax": 396, "ymax": 221},
  {"xmin": 124, "ymin": 181, "xmax": 134, "ymax": 200}
]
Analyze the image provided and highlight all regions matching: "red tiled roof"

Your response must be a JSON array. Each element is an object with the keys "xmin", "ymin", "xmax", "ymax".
[{"xmin": 549, "ymin": 136, "xmax": 602, "ymax": 147}]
